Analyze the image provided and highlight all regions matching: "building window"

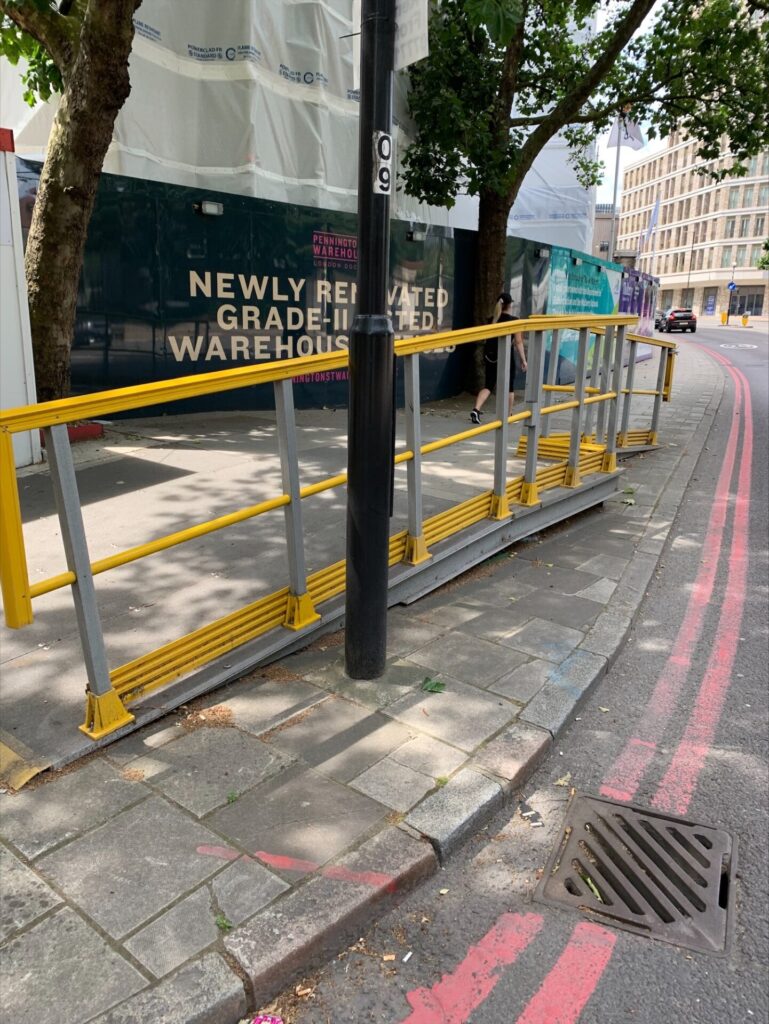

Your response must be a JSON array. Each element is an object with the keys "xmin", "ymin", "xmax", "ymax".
[
  {"xmin": 702, "ymin": 192, "xmax": 710, "ymax": 215},
  {"xmin": 728, "ymin": 186, "xmax": 740, "ymax": 209},
  {"xmin": 759, "ymin": 184, "xmax": 769, "ymax": 208},
  {"xmin": 751, "ymin": 244, "xmax": 763, "ymax": 266},
  {"xmin": 748, "ymin": 155, "xmax": 758, "ymax": 175},
  {"xmin": 755, "ymin": 215, "xmax": 765, "ymax": 236},
  {"xmin": 762, "ymin": 153, "xmax": 769, "ymax": 176},
  {"xmin": 739, "ymin": 216, "xmax": 751, "ymax": 238},
  {"xmin": 725, "ymin": 217, "xmax": 736, "ymax": 239},
  {"xmin": 735, "ymin": 244, "xmax": 747, "ymax": 267},
  {"xmin": 735, "ymin": 289, "xmax": 765, "ymax": 316},
  {"xmin": 743, "ymin": 186, "xmax": 753, "ymax": 207},
  {"xmin": 721, "ymin": 245, "xmax": 733, "ymax": 268}
]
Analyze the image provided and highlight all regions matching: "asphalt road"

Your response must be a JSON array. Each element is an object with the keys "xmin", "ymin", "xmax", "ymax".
[{"xmin": 278, "ymin": 321, "xmax": 769, "ymax": 1024}]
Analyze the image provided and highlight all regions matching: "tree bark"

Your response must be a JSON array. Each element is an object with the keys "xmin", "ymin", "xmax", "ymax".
[{"xmin": 22, "ymin": 0, "xmax": 139, "ymax": 401}]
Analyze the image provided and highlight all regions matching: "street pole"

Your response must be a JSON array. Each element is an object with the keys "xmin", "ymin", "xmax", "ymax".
[
  {"xmin": 608, "ymin": 118, "xmax": 622, "ymax": 262},
  {"xmin": 345, "ymin": 0, "xmax": 396, "ymax": 679},
  {"xmin": 726, "ymin": 263, "xmax": 736, "ymax": 325}
]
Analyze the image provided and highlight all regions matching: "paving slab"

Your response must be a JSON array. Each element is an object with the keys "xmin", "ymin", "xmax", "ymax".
[
  {"xmin": 456, "ymin": 606, "xmax": 534, "ymax": 642},
  {"xmin": 385, "ymin": 613, "xmax": 446, "ymax": 657},
  {"xmin": 88, "ymin": 954, "xmax": 247, "ymax": 1024},
  {"xmin": 225, "ymin": 826, "xmax": 436, "ymax": 1006},
  {"xmin": 407, "ymin": 630, "xmax": 525, "ymax": 685},
  {"xmin": 211, "ymin": 856, "xmax": 290, "ymax": 926},
  {"xmin": 0, "ymin": 907, "xmax": 146, "ymax": 1024},
  {"xmin": 574, "ymin": 577, "xmax": 617, "ymax": 603},
  {"xmin": 580, "ymin": 608, "xmax": 634, "ymax": 660},
  {"xmin": 488, "ymin": 659, "xmax": 553, "ymax": 704},
  {"xmin": 0, "ymin": 761, "xmax": 146, "ymax": 859},
  {"xmin": 576, "ymin": 551, "xmax": 630, "ymax": 580},
  {"xmin": 499, "ymin": 617, "xmax": 585, "ymax": 662},
  {"xmin": 0, "ymin": 843, "xmax": 62, "ymax": 941},
  {"xmin": 265, "ymin": 696, "xmax": 412, "ymax": 783},
  {"xmin": 350, "ymin": 756, "xmax": 436, "ymax": 812},
  {"xmin": 37, "ymin": 797, "xmax": 222, "ymax": 939},
  {"xmin": 405, "ymin": 768, "xmax": 504, "ymax": 861},
  {"xmin": 520, "ymin": 648, "xmax": 608, "ymax": 736},
  {"xmin": 308, "ymin": 657, "xmax": 426, "ymax": 709},
  {"xmin": 215, "ymin": 677, "xmax": 329, "ymax": 737},
  {"xmin": 124, "ymin": 886, "xmax": 220, "ymax": 978},
  {"xmin": 507, "ymin": 562, "xmax": 602, "ymax": 593},
  {"xmin": 206, "ymin": 766, "xmax": 387, "ymax": 873},
  {"xmin": 128, "ymin": 726, "xmax": 294, "ymax": 817},
  {"xmin": 493, "ymin": 588, "xmax": 604, "ymax": 630},
  {"xmin": 388, "ymin": 734, "xmax": 468, "ymax": 778},
  {"xmin": 471, "ymin": 721, "xmax": 552, "ymax": 789},
  {"xmin": 383, "ymin": 676, "xmax": 514, "ymax": 751},
  {"xmin": 411, "ymin": 601, "xmax": 488, "ymax": 629}
]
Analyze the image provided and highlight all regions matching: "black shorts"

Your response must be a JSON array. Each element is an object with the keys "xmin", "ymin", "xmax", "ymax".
[{"xmin": 484, "ymin": 357, "xmax": 518, "ymax": 393}]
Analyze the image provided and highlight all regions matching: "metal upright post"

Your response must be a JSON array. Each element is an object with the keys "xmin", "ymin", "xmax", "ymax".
[
  {"xmin": 618, "ymin": 337, "xmax": 638, "ymax": 448},
  {"xmin": 44, "ymin": 425, "xmax": 134, "ymax": 739},
  {"xmin": 519, "ymin": 330, "xmax": 545, "ymax": 506},
  {"xmin": 274, "ymin": 379, "xmax": 320, "ymax": 630},
  {"xmin": 582, "ymin": 330, "xmax": 602, "ymax": 442},
  {"xmin": 649, "ymin": 346, "xmax": 669, "ymax": 445},
  {"xmin": 594, "ymin": 325, "xmax": 615, "ymax": 445},
  {"xmin": 403, "ymin": 354, "xmax": 430, "ymax": 563},
  {"xmin": 490, "ymin": 331, "xmax": 512, "ymax": 519},
  {"xmin": 345, "ymin": 0, "xmax": 396, "ymax": 679},
  {"xmin": 540, "ymin": 329, "xmax": 561, "ymax": 439},
  {"xmin": 564, "ymin": 327, "xmax": 589, "ymax": 487},
  {"xmin": 602, "ymin": 324, "xmax": 626, "ymax": 472}
]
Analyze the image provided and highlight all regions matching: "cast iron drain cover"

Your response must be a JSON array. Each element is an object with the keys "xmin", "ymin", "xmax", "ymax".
[{"xmin": 534, "ymin": 792, "xmax": 736, "ymax": 954}]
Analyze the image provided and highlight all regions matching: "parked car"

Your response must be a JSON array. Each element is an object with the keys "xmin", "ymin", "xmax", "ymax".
[
  {"xmin": 654, "ymin": 309, "xmax": 666, "ymax": 329},
  {"xmin": 659, "ymin": 308, "xmax": 697, "ymax": 333}
]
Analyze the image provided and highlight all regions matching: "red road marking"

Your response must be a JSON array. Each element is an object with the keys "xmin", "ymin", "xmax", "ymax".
[
  {"xmin": 514, "ymin": 922, "xmax": 617, "ymax": 1024},
  {"xmin": 601, "ymin": 355, "xmax": 745, "ymax": 803},
  {"xmin": 196, "ymin": 845, "xmax": 396, "ymax": 891},
  {"xmin": 652, "ymin": 358, "xmax": 753, "ymax": 815},
  {"xmin": 399, "ymin": 912, "xmax": 544, "ymax": 1023}
]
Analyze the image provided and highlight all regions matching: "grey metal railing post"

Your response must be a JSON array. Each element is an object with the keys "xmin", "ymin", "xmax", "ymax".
[
  {"xmin": 274, "ymin": 379, "xmax": 320, "ymax": 630},
  {"xmin": 649, "ymin": 346, "xmax": 669, "ymax": 445},
  {"xmin": 541, "ymin": 329, "xmax": 561, "ymax": 439},
  {"xmin": 519, "ymin": 330, "xmax": 545, "ymax": 506},
  {"xmin": 582, "ymin": 330, "xmax": 602, "ymax": 442},
  {"xmin": 44, "ymin": 425, "xmax": 135, "ymax": 738},
  {"xmin": 490, "ymin": 330, "xmax": 512, "ymax": 519},
  {"xmin": 403, "ymin": 354, "xmax": 431, "ymax": 561},
  {"xmin": 594, "ymin": 325, "xmax": 615, "ymax": 445},
  {"xmin": 602, "ymin": 324, "xmax": 626, "ymax": 472},
  {"xmin": 564, "ymin": 327, "xmax": 590, "ymax": 487},
  {"xmin": 618, "ymin": 337, "xmax": 638, "ymax": 447}
]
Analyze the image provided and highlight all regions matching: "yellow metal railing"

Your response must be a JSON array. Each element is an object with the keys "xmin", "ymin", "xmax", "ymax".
[{"xmin": 0, "ymin": 313, "xmax": 675, "ymax": 741}]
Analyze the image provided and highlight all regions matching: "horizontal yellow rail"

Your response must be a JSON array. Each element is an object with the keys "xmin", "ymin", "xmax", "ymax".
[{"xmin": 0, "ymin": 314, "xmax": 639, "ymax": 434}]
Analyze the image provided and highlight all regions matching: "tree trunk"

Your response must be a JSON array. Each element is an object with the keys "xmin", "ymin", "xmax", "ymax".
[
  {"xmin": 24, "ymin": 3, "xmax": 138, "ymax": 401},
  {"xmin": 467, "ymin": 187, "xmax": 515, "ymax": 389}
]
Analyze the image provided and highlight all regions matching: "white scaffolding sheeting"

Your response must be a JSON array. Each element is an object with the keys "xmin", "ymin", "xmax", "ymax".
[{"xmin": 3, "ymin": 0, "xmax": 593, "ymax": 246}]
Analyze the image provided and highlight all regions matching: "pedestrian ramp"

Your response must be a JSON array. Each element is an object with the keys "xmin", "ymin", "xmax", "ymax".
[{"xmin": 0, "ymin": 315, "xmax": 676, "ymax": 778}]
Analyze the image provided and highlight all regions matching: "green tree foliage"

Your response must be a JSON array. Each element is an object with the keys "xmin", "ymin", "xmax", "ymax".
[
  {"xmin": 757, "ymin": 239, "xmax": 769, "ymax": 270},
  {"xmin": 402, "ymin": 0, "xmax": 769, "ymax": 328},
  {"xmin": 0, "ymin": 0, "xmax": 141, "ymax": 400}
]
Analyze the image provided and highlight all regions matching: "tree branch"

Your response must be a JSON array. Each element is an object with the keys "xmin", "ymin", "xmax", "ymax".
[
  {"xmin": 0, "ymin": 0, "xmax": 79, "ymax": 73},
  {"xmin": 511, "ymin": 0, "xmax": 658, "ymax": 199}
]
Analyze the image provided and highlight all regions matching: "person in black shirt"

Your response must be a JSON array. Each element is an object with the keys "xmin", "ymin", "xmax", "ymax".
[{"xmin": 470, "ymin": 293, "xmax": 527, "ymax": 424}]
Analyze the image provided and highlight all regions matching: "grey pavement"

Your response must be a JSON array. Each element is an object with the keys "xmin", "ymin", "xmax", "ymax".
[{"xmin": 0, "ymin": 342, "xmax": 725, "ymax": 1024}]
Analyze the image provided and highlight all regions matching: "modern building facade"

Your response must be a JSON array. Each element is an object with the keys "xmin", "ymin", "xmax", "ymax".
[{"xmin": 617, "ymin": 134, "xmax": 769, "ymax": 317}]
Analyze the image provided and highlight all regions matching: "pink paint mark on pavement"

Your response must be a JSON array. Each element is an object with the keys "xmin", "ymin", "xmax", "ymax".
[
  {"xmin": 399, "ymin": 912, "xmax": 543, "ymax": 1023},
  {"xmin": 196, "ymin": 845, "xmax": 396, "ymax": 891},
  {"xmin": 652, "ymin": 357, "xmax": 753, "ymax": 816},
  {"xmin": 514, "ymin": 922, "xmax": 617, "ymax": 1024},
  {"xmin": 600, "ymin": 353, "xmax": 745, "ymax": 803}
]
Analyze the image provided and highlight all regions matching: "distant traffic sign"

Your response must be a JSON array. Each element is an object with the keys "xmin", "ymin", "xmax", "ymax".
[{"xmin": 727, "ymin": 281, "xmax": 738, "ymax": 291}]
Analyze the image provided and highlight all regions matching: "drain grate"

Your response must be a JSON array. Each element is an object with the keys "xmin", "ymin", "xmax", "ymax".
[{"xmin": 534, "ymin": 792, "xmax": 736, "ymax": 954}]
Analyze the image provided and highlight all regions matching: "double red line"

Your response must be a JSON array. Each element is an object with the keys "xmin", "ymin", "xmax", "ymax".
[{"xmin": 399, "ymin": 348, "xmax": 753, "ymax": 1024}]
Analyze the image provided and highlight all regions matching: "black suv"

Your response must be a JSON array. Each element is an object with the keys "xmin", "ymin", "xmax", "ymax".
[{"xmin": 659, "ymin": 308, "xmax": 697, "ymax": 333}]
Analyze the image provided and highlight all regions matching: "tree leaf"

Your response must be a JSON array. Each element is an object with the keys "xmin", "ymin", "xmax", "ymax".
[{"xmin": 421, "ymin": 677, "xmax": 446, "ymax": 693}]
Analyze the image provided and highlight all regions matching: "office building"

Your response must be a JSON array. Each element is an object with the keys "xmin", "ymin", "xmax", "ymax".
[{"xmin": 617, "ymin": 134, "xmax": 768, "ymax": 317}]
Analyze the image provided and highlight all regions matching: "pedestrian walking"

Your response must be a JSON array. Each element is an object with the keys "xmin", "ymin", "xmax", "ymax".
[{"xmin": 470, "ymin": 293, "xmax": 527, "ymax": 424}]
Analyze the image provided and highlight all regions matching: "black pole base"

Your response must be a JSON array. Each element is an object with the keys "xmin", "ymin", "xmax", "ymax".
[{"xmin": 344, "ymin": 314, "xmax": 394, "ymax": 679}]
